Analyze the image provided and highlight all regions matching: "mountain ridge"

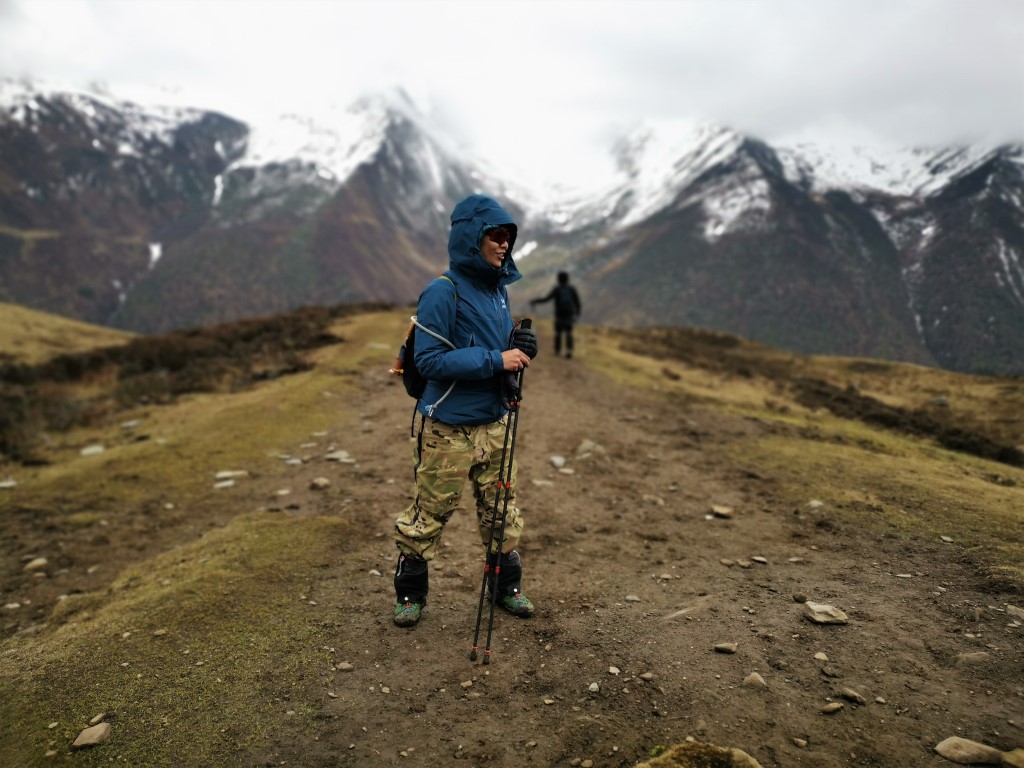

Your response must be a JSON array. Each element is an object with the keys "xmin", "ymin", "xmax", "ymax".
[{"xmin": 1, "ymin": 78, "xmax": 1021, "ymax": 374}]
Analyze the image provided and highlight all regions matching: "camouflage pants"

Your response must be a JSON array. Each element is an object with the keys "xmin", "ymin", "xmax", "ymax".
[{"xmin": 393, "ymin": 416, "xmax": 523, "ymax": 561}]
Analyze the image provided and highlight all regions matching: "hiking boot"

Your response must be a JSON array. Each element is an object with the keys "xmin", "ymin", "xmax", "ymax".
[
  {"xmin": 393, "ymin": 599, "xmax": 423, "ymax": 627},
  {"xmin": 498, "ymin": 588, "xmax": 534, "ymax": 618}
]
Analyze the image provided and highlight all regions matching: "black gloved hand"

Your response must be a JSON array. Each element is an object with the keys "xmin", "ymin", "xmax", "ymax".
[
  {"xmin": 511, "ymin": 326, "xmax": 538, "ymax": 359},
  {"xmin": 500, "ymin": 372, "xmax": 521, "ymax": 411}
]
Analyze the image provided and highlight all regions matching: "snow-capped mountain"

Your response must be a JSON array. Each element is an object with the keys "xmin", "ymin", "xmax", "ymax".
[
  {"xmin": 514, "ymin": 119, "xmax": 1023, "ymax": 374},
  {"xmin": 1, "ymin": 78, "xmax": 1021, "ymax": 375}
]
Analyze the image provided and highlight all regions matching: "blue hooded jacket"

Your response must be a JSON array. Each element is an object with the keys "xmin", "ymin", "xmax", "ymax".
[{"xmin": 414, "ymin": 194, "xmax": 522, "ymax": 425}]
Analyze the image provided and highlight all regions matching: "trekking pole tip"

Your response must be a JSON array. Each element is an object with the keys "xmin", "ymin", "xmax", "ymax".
[{"xmin": 469, "ymin": 648, "xmax": 478, "ymax": 661}]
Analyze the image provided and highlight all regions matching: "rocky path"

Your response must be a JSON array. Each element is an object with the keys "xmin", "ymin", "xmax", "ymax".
[{"xmin": 249, "ymin": 322, "xmax": 1023, "ymax": 768}]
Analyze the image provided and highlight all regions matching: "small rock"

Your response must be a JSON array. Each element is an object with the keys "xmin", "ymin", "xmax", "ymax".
[
  {"xmin": 1002, "ymin": 748, "xmax": 1024, "ymax": 768},
  {"xmin": 460, "ymin": 680, "xmax": 473, "ymax": 689},
  {"xmin": 153, "ymin": 628, "xmax": 168, "ymax": 636},
  {"xmin": 1007, "ymin": 605, "xmax": 1024, "ymax": 621},
  {"xmin": 80, "ymin": 444, "xmax": 105, "ymax": 457},
  {"xmin": 213, "ymin": 480, "xmax": 235, "ymax": 489},
  {"xmin": 589, "ymin": 682, "xmax": 599, "ymax": 692},
  {"xmin": 710, "ymin": 504, "xmax": 733, "ymax": 519},
  {"xmin": 793, "ymin": 592, "xmax": 808, "ymax": 603},
  {"xmin": 608, "ymin": 666, "xmax": 621, "ymax": 675},
  {"xmin": 820, "ymin": 702, "xmax": 844, "ymax": 714},
  {"xmin": 325, "ymin": 450, "xmax": 356, "ymax": 463},
  {"xmin": 803, "ymin": 601, "xmax": 849, "ymax": 624},
  {"xmin": 337, "ymin": 662, "xmax": 354, "ymax": 672},
  {"xmin": 89, "ymin": 713, "xmax": 106, "ymax": 726},
  {"xmin": 814, "ymin": 652, "xmax": 828, "ymax": 661},
  {"xmin": 933, "ymin": 736, "xmax": 1003, "ymax": 764},
  {"xmin": 309, "ymin": 477, "xmax": 331, "ymax": 490},
  {"xmin": 642, "ymin": 494, "xmax": 665, "ymax": 506},
  {"xmin": 955, "ymin": 652, "xmax": 991, "ymax": 666},
  {"xmin": 743, "ymin": 672, "xmax": 768, "ymax": 689},
  {"xmin": 751, "ymin": 556, "xmax": 768, "ymax": 564},
  {"xmin": 714, "ymin": 642, "xmax": 738, "ymax": 654},
  {"xmin": 793, "ymin": 738, "xmax": 808, "ymax": 748},
  {"xmin": 549, "ymin": 455, "xmax": 567, "ymax": 468},
  {"xmin": 839, "ymin": 687, "xmax": 867, "ymax": 705},
  {"xmin": 941, "ymin": 535, "xmax": 954, "ymax": 543},
  {"xmin": 0, "ymin": 479, "xmax": 16, "ymax": 489},
  {"xmin": 575, "ymin": 439, "xmax": 604, "ymax": 457},
  {"xmin": 214, "ymin": 470, "xmax": 248, "ymax": 480},
  {"xmin": 639, "ymin": 672, "xmax": 655, "ymax": 681},
  {"xmin": 72, "ymin": 722, "xmax": 112, "ymax": 748},
  {"xmin": 625, "ymin": 595, "xmax": 641, "ymax": 603},
  {"xmin": 23, "ymin": 557, "xmax": 48, "ymax": 572}
]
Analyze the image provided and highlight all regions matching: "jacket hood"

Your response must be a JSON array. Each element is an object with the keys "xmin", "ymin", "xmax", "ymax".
[{"xmin": 448, "ymin": 194, "xmax": 522, "ymax": 286}]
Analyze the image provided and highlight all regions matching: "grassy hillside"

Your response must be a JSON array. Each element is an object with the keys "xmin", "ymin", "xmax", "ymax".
[
  {"xmin": 0, "ymin": 302, "xmax": 134, "ymax": 365},
  {"xmin": 1, "ymin": 305, "xmax": 1021, "ymax": 767}
]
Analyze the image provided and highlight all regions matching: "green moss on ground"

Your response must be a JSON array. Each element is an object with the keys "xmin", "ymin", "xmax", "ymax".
[{"xmin": 0, "ymin": 512, "xmax": 352, "ymax": 767}]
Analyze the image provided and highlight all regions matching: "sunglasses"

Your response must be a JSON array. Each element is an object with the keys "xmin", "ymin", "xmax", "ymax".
[{"xmin": 485, "ymin": 227, "xmax": 511, "ymax": 246}]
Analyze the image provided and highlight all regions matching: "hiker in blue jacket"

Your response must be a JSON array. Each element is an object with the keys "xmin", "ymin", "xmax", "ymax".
[{"xmin": 391, "ymin": 194, "xmax": 539, "ymax": 628}]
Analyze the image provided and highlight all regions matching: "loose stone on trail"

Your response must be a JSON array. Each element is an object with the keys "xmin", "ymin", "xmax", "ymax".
[
  {"xmin": 933, "ymin": 736, "xmax": 1004, "ymax": 764},
  {"xmin": 214, "ymin": 470, "xmax": 248, "ymax": 480},
  {"xmin": 803, "ymin": 602, "xmax": 849, "ymax": 624},
  {"xmin": 743, "ymin": 672, "xmax": 768, "ymax": 689},
  {"xmin": 324, "ymin": 450, "xmax": 355, "ymax": 463},
  {"xmin": 839, "ymin": 687, "xmax": 867, "ymax": 705},
  {"xmin": 710, "ymin": 504, "xmax": 734, "ymax": 519},
  {"xmin": 72, "ymin": 722, "xmax": 111, "ymax": 748},
  {"xmin": 714, "ymin": 643, "xmax": 738, "ymax": 654}
]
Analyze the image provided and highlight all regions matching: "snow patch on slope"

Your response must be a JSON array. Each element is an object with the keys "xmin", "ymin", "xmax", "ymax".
[{"xmin": 777, "ymin": 139, "xmax": 1007, "ymax": 197}]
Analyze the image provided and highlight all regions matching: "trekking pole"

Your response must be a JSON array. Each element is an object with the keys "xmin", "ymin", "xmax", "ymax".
[{"xmin": 470, "ymin": 319, "xmax": 531, "ymax": 663}]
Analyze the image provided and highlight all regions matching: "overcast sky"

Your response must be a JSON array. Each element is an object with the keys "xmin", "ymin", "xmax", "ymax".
[{"xmin": 1, "ymin": 0, "xmax": 1022, "ymax": 186}]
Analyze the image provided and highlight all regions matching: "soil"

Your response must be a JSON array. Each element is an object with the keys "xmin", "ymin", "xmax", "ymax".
[
  {"xmin": 6, "ymin": 329, "xmax": 1024, "ymax": 767},
  {"xmin": 261, "ymin": 347, "xmax": 1022, "ymax": 767}
]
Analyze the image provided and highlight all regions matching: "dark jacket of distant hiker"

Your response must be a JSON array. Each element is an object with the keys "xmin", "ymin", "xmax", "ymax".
[{"xmin": 533, "ymin": 275, "xmax": 581, "ymax": 322}]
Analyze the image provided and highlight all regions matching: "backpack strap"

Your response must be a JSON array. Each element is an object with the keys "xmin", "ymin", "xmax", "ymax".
[{"xmin": 414, "ymin": 274, "xmax": 460, "ymax": 419}]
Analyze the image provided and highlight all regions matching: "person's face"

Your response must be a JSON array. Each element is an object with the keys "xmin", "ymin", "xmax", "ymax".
[{"xmin": 480, "ymin": 227, "xmax": 510, "ymax": 268}]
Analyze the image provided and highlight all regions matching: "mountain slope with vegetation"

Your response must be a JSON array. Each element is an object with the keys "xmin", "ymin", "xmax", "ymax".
[{"xmin": 0, "ymin": 305, "xmax": 1022, "ymax": 767}]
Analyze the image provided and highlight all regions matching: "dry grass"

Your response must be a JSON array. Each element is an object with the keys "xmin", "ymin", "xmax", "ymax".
[
  {"xmin": 586, "ymin": 325, "xmax": 1024, "ymax": 590},
  {"xmin": 0, "ymin": 302, "xmax": 133, "ymax": 365},
  {"xmin": 1, "ymin": 306, "xmax": 1021, "ymax": 767},
  {"xmin": 2, "ymin": 512, "xmax": 352, "ymax": 767}
]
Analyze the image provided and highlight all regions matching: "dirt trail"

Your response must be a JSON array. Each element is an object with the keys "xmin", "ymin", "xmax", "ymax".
[{"xmin": 250, "ymin": 323, "xmax": 1023, "ymax": 768}]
